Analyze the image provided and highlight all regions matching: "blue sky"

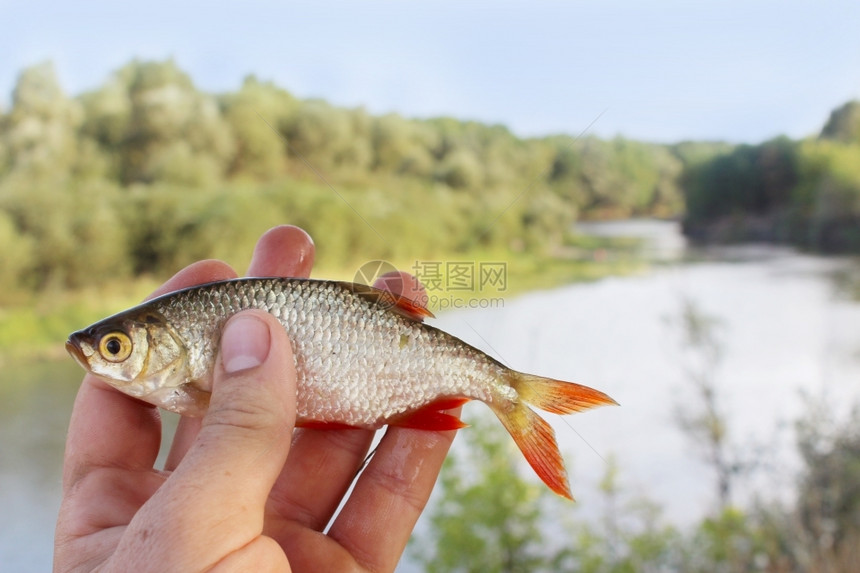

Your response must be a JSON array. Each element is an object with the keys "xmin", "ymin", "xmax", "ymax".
[{"xmin": 2, "ymin": 0, "xmax": 859, "ymax": 143}]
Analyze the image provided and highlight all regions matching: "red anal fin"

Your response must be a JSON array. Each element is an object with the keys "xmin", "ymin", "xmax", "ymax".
[
  {"xmin": 389, "ymin": 398, "xmax": 470, "ymax": 431},
  {"xmin": 425, "ymin": 397, "xmax": 470, "ymax": 410}
]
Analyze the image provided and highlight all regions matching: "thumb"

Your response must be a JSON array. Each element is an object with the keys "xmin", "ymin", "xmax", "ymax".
[
  {"xmin": 111, "ymin": 311, "xmax": 296, "ymax": 571},
  {"xmin": 172, "ymin": 310, "xmax": 295, "ymax": 516}
]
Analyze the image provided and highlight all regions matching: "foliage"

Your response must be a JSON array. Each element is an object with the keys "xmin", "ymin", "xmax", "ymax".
[
  {"xmin": 0, "ymin": 58, "xmax": 696, "ymax": 304},
  {"xmin": 410, "ymin": 415, "xmax": 682, "ymax": 572},
  {"xmin": 411, "ymin": 335, "xmax": 860, "ymax": 573},
  {"xmin": 682, "ymin": 137, "xmax": 799, "ymax": 233},
  {"xmin": 680, "ymin": 116, "xmax": 860, "ymax": 253},
  {"xmin": 409, "ymin": 414, "xmax": 549, "ymax": 573},
  {"xmin": 2, "ymin": 57, "xmax": 859, "ymax": 308},
  {"xmin": 791, "ymin": 397, "xmax": 860, "ymax": 570},
  {"xmin": 820, "ymin": 100, "xmax": 860, "ymax": 144},
  {"xmin": 668, "ymin": 298, "xmax": 742, "ymax": 510}
]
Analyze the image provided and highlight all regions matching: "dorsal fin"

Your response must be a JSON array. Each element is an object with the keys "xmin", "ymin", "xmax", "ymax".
[{"xmin": 338, "ymin": 281, "xmax": 435, "ymax": 322}]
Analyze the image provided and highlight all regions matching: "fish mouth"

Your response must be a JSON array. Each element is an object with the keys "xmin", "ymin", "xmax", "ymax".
[{"xmin": 65, "ymin": 336, "xmax": 89, "ymax": 370}]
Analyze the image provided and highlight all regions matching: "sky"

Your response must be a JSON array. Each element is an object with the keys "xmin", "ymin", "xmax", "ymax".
[{"xmin": 2, "ymin": 0, "xmax": 859, "ymax": 144}]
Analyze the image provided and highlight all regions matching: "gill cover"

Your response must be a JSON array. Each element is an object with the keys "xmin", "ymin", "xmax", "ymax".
[{"xmin": 67, "ymin": 310, "xmax": 191, "ymax": 407}]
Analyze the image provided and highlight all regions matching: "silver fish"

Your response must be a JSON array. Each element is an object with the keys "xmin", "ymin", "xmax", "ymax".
[{"xmin": 67, "ymin": 278, "xmax": 616, "ymax": 499}]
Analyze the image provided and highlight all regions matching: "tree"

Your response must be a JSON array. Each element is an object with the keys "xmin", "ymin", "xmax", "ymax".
[
  {"xmin": 370, "ymin": 113, "xmax": 434, "ymax": 177},
  {"xmin": 669, "ymin": 299, "xmax": 743, "ymax": 511},
  {"xmin": 0, "ymin": 61, "xmax": 84, "ymax": 177},
  {"xmin": 410, "ymin": 417, "xmax": 681, "ymax": 573},
  {"xmin": 819, "ymin": 100, "xmax": 860, "ymax": 144},
  {"xmin": 220, "ymin": 75, "xmax": 295, "ymax": 179},
  {"xmin": 552, "ymin": 456, "xmax": 681, "ymax": 573},
  {"xmin": 793, "ymin": 397, "xmax": 860, "ymax": 570},
  {"xmin": 282, "ymin": 100, "xmax": 372, "ymax": 176},
  {"xmin": 409, "ymin": 414, "xmax": 550, "ymax": 573},
  {"xmin": 89, "ymin": 59, "xmax": 236, "ymax": 185}
]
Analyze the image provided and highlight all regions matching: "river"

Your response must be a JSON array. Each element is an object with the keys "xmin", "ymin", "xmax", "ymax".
[
  {"xmin": 2, "ymin": 220, "xmax": 860, "ymax": 571},
  {"xmin": 434, "ymin": 222, "xmax": 860, "ymax": 527}
]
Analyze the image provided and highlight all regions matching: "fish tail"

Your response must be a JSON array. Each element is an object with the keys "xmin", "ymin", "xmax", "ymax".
[
  {"xmin": 513, "ymin": 373, "xmax": 618, "ymax": 414},
  {"xmin": 491, "ymin": 372, "xmax": 618, "ymax": 500}
]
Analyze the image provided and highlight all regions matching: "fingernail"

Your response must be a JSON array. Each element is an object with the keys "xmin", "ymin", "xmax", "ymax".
[{"xmin": 221, "ymin": 314, "xmax": 271, "ymax": 374}]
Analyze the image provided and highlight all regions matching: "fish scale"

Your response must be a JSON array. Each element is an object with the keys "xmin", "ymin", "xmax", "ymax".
[
  {"xmin": 155, "ymin": 278, "xmax": 506, "ymax": 426},
  {"xmin": 66, "ymin": 277, "xmax": 617, "ymax": 499}
]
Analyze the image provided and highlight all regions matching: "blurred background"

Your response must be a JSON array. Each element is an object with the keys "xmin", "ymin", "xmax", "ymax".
[{"xmin": 2, "ymin": 1, "xmax": 860, "ymax": 571}]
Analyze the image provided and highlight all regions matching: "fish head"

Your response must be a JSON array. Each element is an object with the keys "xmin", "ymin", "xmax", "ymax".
[{"xmin": 66, "ymin": 309, "xmax": 207, "ymax": 416}]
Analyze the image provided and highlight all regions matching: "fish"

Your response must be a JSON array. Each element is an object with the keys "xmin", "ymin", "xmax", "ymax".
[{"xmin": 66, "ymin": 277, "xmax": 617, "ymax": 499}]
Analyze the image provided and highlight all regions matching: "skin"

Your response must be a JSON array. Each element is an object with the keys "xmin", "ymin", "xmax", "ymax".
[{"xmin": 54, "ymin": 225, "xmax": 461, "ymax": 572}]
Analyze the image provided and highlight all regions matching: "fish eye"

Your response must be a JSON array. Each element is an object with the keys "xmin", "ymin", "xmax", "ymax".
[{"xmin": 98, "ymin": 332, "xmax": 133, "ymax": 362}]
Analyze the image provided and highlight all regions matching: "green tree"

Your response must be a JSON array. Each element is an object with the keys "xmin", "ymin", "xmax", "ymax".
[
  {"xmin": 819, "ymin": 100, "xmax": 860, "ymax": 144},
  {"xmin": 0, "ymin": 61, "xmax": 85, "ymax": 177},
  {"xmin": 0, "ymin": 177, "xmax": 128, "ymax": 289},
  {"xmin": 793, "ymin": 139, "xmax": 860, "ymax": 251},
  {"xmin": 95, "ymin": 59, "xmax": 235, "ymax": 185},
  {"xmin": 411, "ymin": 416, "xmax": 681, "ymax": 573},
  {"xmin": 220, "ymin": 75, "xmax": 296, "ymax": 179},
  {"xmin": 0, "ymin": 209, "xmax": 34, "ymax": 299},
  {"xmin": 553, "ymin": 457, "xmax": 681, "ymax": 573},
  {"xmin": 793, "ymin": 398, "xmax": 860, "ymax": 570},
  {"xmin": 680, "ymin": 507, "xmax": 768, "ymax": 573},
  {"xmin": 370, "ymin": 113, "xmax": 435, "ymax": 177},
  {"xmin": 282, "ymin": 100, "xmax": 372, "ymax": 176}
]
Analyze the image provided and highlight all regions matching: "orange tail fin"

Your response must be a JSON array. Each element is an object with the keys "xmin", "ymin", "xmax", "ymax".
[{"xmin": 491, "ymin": 372, "xmax": 617, "ymax": 500}]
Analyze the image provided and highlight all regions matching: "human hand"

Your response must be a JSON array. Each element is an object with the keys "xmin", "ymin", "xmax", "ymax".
[{"xmin": 54, "ymin": 225, "xmax": 460, "ymax": 572}]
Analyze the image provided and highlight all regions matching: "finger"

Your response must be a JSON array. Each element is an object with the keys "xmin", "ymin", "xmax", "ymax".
[
  {"xmin": 184, "ymin": 311, "xmax": 295, "ymax": 503},
  {"xmin": 253, "ymin": 224, "xmax": 375, "ymax": 529},
  {"xmin": 62, "ymin": 378, "xmax": 163, "ymax": 492},
  {"xmin": 162, "ymin": 416, "xmax": 202, "ymax": 471},
  {"xmin": 54, "ymin": 467, "xmax": 167, "ymax": 570},
  {"xmin": 247, "ymin": 224, "xmax": 315, "ymax": 278},
  {"xmin": 327, "ymin": 411, "xmax": 461, "ymax": 572},
  {"xmin": 157, "ymin": 261, "xmax": 239, "ymax": 469},
  {"xmin": 146, "ymin": 259, "xmax": 238, "ymax": 300},
  {"xmin": 208, "ymin": 536, "xmax": 289, "ymax": 573},
  {"xmin": 265, "ymin": 272, "xmax": 427, "ymax": 531},
  {"xmin": 373, "ymin": 270, "xmax": 429, "ymax": 309},
  {"xmin": 166, "ymin": 226, "xmax": 315, "ymax": 474},
  {"xmin": 266, "ymin": 428, "xmax": 376, "ymax": 532},
  {"xmin": 111, "ymin": 311, "xmax": 297, "ymax": 571}
]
